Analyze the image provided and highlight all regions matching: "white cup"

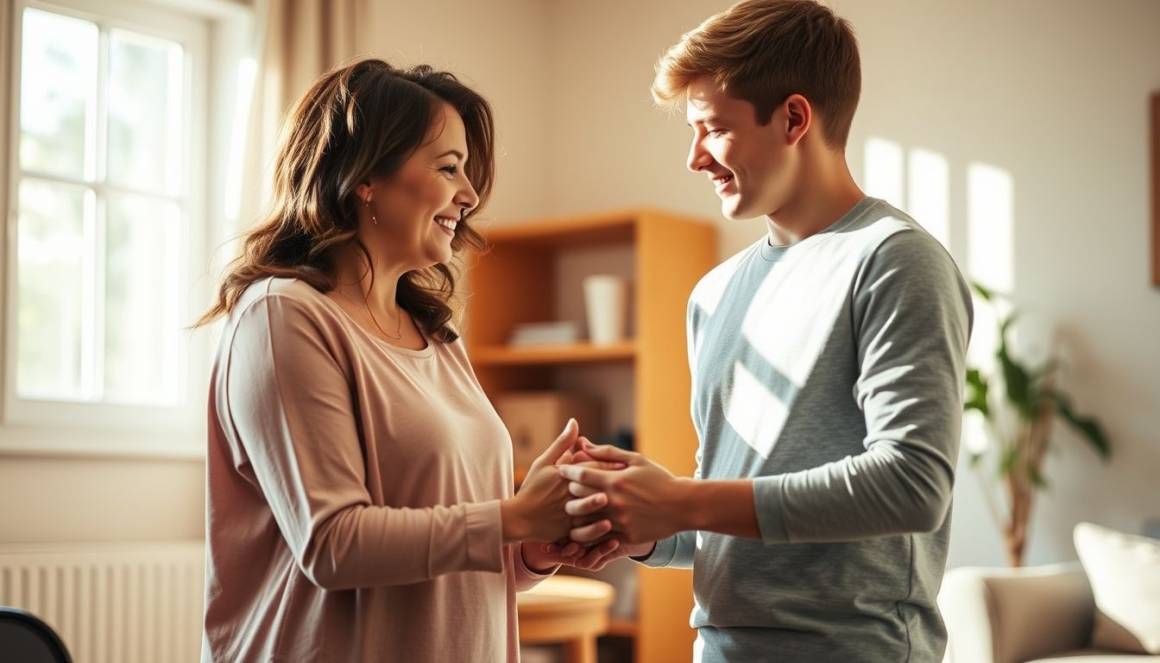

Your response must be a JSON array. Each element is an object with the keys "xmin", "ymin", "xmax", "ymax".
[{"xmin": 583, "ymin": 275, "xmax": 628, "ymax": 345}]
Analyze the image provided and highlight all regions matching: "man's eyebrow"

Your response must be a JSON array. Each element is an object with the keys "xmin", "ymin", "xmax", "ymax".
[{"xmin": 687, "ymin": 116, "xmax": 722, "ymax": 127}]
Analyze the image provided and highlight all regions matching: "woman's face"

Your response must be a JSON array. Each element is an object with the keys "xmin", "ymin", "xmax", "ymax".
[{"xmin": 360, "ymin": 102, "xmax": 479, "ymax": 270}]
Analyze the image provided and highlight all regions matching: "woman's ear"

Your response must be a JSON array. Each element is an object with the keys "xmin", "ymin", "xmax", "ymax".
[{"xmin": 355, "ymin": 181, "xmax": 374, "ymax": 204}]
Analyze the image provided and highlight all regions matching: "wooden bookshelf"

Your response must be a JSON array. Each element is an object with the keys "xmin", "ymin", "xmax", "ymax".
[
  {"xmin": 465, "ymin": 208, "xmax": 718, "ymax": 663},
  {"xmin": 606, "ymin": 619, "xmax": 639, "ymax": 638},
  {"xmin": 473, "ymin": 341, "xmax": 635, "ymax": 366}
]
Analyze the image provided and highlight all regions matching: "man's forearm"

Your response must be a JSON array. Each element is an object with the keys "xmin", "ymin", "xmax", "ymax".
[{"xmin": 675, "ymin": 478, "xmax": 761, "ymax": 539}]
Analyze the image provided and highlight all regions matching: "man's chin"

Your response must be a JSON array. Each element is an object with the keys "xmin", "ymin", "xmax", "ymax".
[{"xmin": 719, "ymin": 195, "xmax": 751, "ymax": 220}]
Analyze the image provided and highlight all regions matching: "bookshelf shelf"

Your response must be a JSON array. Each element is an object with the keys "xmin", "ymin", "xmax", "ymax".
[{"xmin": 473, "ymin": 342, "xmax": 635, "ymax": 366}]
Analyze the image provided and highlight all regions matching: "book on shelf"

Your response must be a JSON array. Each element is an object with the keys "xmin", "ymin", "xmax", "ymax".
[{"xmin": 507, "ymin": 321, "xmax": 581, "ymax": 347}]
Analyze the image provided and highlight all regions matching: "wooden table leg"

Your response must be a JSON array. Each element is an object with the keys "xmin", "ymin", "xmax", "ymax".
[{"xmin": 563, "ymin": 634, "xmax": 597, "ymax": 663}]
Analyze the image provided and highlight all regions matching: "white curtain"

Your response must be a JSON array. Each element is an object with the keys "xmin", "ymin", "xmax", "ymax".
[{"xmin": 237, "ymin": 0, "xmax": 371, "ymax": 232}]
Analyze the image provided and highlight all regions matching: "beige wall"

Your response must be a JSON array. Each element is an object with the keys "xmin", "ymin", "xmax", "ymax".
[
  {"xmin": 365, "ymin": 0, "xmax": 553, "ymax": 222},
  {"xmin": 0, "ymin": 456, "xmax": 205, "ymax": 543}
]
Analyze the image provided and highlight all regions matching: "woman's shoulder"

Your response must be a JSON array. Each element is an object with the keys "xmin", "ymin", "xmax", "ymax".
[
  {"xmin": 230, "ymin": 276, "xmax": 343, "ymax": 334},
  {"xmin": 236, "ymin": 276, "xmax": 329, "ymax": 312}
]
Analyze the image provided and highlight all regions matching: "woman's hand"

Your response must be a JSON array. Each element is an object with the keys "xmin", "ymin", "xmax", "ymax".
[
  {"xmin": 520, "ymin": 537, "xmax": 626, "ymax": 573},
  {"xmin": 570, "ymin": 537, "xmax": 656, "ymax": 571},
  {"xmin": 501, "ymin": 422, "xmax": 626, "ymax": 544}
]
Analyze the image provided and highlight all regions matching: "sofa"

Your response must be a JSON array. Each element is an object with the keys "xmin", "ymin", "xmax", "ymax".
[{"xmin": 939, "ymin": 524, "xmax": 1160, "ymax": 663}]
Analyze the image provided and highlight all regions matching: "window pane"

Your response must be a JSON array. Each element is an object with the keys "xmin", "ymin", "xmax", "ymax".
[
  {"xmin": 19, "ymin": 8, "xmax": 97, "ymax": 179},
  {"xmin": 16, "ymin": 179, "xmax": 90, "ymax": 400},
  {"xmin": 108, "ymin": 30, "xmax": 185, "ymax": 193},
  {"xmin": 104, "ymin": 194, "xmax": 182, "ymax": 405}
]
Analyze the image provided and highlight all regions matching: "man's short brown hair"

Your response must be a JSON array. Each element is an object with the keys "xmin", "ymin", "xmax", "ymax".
[{"xmin": 653, "ymin": 0, "xmax": 861, "ymax": 148}]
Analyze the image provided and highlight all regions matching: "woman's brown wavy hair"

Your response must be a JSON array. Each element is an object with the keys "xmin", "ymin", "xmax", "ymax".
[{"xmin": 196, "ymin": 59, "xmax": 493, "ymax": 342}]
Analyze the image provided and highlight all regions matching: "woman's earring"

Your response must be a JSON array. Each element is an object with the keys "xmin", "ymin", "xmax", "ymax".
[{"xmin": 365, "ymin": 196, "xmax": 377, "ymax": 225}]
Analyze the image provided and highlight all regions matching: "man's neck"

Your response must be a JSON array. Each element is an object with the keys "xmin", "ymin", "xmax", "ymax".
[{"xmin": 765, "ymin": 161, "xmax": 865, "ymax": 247}]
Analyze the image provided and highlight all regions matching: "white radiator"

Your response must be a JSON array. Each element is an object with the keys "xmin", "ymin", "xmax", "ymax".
[{"xmin": 0, "ymin": 542, "xmax": 205, "ymax": 663}]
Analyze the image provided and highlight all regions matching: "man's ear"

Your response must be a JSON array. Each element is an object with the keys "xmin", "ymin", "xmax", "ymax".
[{"xmin": 783, "ymin": 93, "xmax": 813, "ymax": 146}]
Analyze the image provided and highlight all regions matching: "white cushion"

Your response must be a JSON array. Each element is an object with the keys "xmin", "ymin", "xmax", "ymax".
[
  {"xmin": 1074, "ymin": 523, "xmax": 1160, "ymax": 654},
  {"xmin": 1028, "ymin": 652, "xmax": 1160, "ymax": 662}
]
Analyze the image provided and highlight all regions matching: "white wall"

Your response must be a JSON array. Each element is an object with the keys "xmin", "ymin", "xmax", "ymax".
[{"xmin": 543, "ymin": 0, "xmax": 1160, "ymax": 567}]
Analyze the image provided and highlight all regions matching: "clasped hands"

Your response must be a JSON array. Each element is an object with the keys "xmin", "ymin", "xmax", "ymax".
[{"xmin": 511, "ymin": 418, "xmax": 689, "ymax": 573}]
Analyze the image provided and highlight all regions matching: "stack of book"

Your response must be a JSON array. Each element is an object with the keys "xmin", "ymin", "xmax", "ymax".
[{"xmin": 508, "ymin": 321, "xmax": 581, "ymax": 347}]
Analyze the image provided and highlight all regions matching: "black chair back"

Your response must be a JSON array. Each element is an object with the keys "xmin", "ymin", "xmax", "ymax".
[{"xmin": 0, "ymin": 607, "xmax": 72, "ymax": 663}]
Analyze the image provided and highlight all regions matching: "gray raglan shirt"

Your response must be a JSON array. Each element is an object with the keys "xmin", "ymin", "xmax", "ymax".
[{"xmin": 640, "ymin": 197, "xmax": 973, "ymax": 662}]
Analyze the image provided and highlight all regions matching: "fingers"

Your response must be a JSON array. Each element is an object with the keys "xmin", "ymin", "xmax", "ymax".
[
  {"xmin": 564, "ymin": 492, "xmax": 607, "ymax": 517},
  {"xmin": 573, "ymin": 538, "xmax": 623, "ymax": 571},
  {"xmin": 570, "ymin": 518, "xmax": 613, "ymax": 544},
  {"xmin": 557, "ymin": 464, "xmax": 611, "ymax": 489},
  {"xmin": 574, "ymin": 460, "xmax": 627, "ymax": 471},
  {"xmin": 531, "ymin": 419, "xmax": 579, "ymax": 472},
  {"xmin": 570, "ymin": 451, "xmax": 595, "ymax": 464},
  {"xmin": 578, "ymin": 439, "xmax": 637, "ymax": 464},
  {"xmin": 570, "ymin": 514, "xmax": 607, "ymax": 531},
  {"xmin": 540, "ymin": 541, "xmax": 583, "ymax": 564},
  {"xmin": 543, "ymin": 540, "xmax": 582, "ymax": 555},
  {"xmin": 568, "ymin": 481, "xmax": 600, "ymax": 498}
]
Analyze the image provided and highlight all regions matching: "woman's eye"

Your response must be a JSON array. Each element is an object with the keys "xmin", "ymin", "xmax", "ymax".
[{"xmin": 440, "ymin": 165, "xmax": 459, "ymax": 177}]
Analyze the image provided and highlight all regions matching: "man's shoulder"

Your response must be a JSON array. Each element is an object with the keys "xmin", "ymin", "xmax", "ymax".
[
  {"xmin": 859, "ymin": 219, "xmax": 957, "ymax": 280},
  {"xmin": 688, "ymin": 238, "xmax": 763, "ymax": 314},
  {"xmin": 840, "ymin": 201, "xmax": 957, "ymax": 277}
]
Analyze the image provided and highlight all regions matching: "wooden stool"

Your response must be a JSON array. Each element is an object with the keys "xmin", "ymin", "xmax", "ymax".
[{"xmin": 518, "ymin": 575, "xmax": 615, "ymax": 663}]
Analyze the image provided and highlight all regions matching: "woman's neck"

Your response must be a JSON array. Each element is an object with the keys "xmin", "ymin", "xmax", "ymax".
[{"xmin": 329, "ymin": 242, "xmax": 407, "ymax": 317}]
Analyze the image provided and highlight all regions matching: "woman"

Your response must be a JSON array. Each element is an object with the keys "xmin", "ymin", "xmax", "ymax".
[{"xmin": 197, "ymin": 59, "xmax": 620, "ymax": 662}]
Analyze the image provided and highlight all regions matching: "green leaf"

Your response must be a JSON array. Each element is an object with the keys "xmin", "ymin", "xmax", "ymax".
[
  {"xmin": 998, "ymin": 313, "xmax": 1018, "ymax": 339},
  {"xmin": 1027, "ymin": 464, "xmax": 1049, "ymax": 489},
  {"xmin": 964, "ymin": 368, "xmax": 991, "ymax": 418},
  {"xmin": 972, "ymin": 281, "xmax": 997, "ymax": 302},
  {"xmin": 1049, "ymin": 391, "xmax": 1111, "ymax": 460},
  {"xmin": 1032, "ymin": 359, "xmax": 1059, "ymax": 383},
  {"xmin": 996, "ymin": 324, "xmax": 1039, "ymax": 420},
  {"xmin": 998, "ymin": 445, "xmax": 1020, "ymax": 477}
]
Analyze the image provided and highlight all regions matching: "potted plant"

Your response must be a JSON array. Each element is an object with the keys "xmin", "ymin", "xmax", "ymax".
[{"xmin": 963, "ymin": 282, "xmax": 1111, "ymax": 567}]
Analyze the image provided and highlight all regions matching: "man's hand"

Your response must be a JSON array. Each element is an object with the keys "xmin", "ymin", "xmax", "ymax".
[
  {"xmin": 558, "ymin": 440, "xmax": 691, "ymax": 545},
  {"xmin": 502, "ymin": 420, "xmax": 624, "ymax": 543}
]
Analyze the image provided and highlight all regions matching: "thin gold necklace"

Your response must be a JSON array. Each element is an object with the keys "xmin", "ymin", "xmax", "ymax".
[{"xmin": 336, "ymin": 288, "xmax": 403, "ymax": 341}]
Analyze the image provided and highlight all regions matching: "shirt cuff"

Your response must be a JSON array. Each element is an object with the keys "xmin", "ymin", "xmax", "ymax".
[
  {"xmin": 753, "ymin": 475, "xmax": 791, "ymax": 544},
  {"xmin": 635, "ymin": 536, "xmax": 678, "ymax": 567},
  {"xmin": 512, "ymin": 542, "xmax": 557, "ymax": 592},
  {"xmin": 463, "ymin": 499, "xmax": 505, "ymax": 573}
]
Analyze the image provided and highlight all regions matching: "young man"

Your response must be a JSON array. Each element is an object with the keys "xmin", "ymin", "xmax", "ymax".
[{"xmin": 558, "ymin": 1, "xmax": 973, "ymax": 661}]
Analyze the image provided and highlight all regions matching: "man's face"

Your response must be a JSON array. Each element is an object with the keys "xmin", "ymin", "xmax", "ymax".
[{"xmin": 685, "ymin": 76, "xmax": 795, "ymax": 220}]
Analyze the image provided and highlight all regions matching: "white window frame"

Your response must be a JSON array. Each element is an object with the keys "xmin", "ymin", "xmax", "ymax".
[{"xmin": 0, "ymin": 0, "xmax": 250, "ymax": 458}]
